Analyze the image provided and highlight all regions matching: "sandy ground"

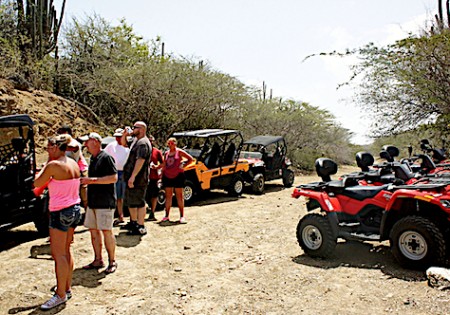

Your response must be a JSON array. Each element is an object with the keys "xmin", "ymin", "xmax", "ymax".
[{"xmin": 1, "ymin": 167, "xmax": 450, "ymax": 315}]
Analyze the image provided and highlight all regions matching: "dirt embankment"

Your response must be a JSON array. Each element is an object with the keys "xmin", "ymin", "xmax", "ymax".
[{"xmin": 0, "ymin": 79, "xmax": 106, "ymax": 161}]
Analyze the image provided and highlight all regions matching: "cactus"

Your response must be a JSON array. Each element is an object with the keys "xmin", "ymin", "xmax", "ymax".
[{"xmin": 16, "ymin": 0, "xmax": 66, "ymax": 59}]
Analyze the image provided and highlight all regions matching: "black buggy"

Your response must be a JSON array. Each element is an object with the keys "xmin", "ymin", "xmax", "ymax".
[
  {"xmin": 0, "ymin": 114, "xmax": 49, "ymax": 235},
  {"xmin": 240, "ymin": 135, "xmax": 295, "ymax": 194}
]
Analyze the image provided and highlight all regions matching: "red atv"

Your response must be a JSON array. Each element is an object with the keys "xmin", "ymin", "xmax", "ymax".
[{"xmin": 292, "ymin": 158, "xmax": 450, "ymax": 269}]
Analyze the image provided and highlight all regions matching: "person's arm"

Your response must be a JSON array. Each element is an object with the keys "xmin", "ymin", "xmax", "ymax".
[
  {"xmin": 34, "ymin": 162, "xmax": 54, "ymax": 187},
  {"xmin": 179, "ymin": 149, "xmax": 194, "ymax": 165},
  {"xmin": 81, "ymin": 174, "xmax": 117, "ymax": 185},
  {"xmin": 128, "ymin": 158, "xmax": 145, "ymax": 188}
]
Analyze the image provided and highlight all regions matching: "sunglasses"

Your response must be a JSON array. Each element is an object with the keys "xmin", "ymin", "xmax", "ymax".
[{"xmin": 132, "ymin": 126, "xmax": 141, "ymax": 129}]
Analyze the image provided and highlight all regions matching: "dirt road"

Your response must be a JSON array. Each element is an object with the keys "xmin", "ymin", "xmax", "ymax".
[{"xmin": 1, "ymin": 169, "xmax": 449, "ymax": 314}]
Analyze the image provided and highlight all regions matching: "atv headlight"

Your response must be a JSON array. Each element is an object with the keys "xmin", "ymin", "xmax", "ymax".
[{"xmin": 440, "ymin": 200, "xmax": 450, "ymax": 208}]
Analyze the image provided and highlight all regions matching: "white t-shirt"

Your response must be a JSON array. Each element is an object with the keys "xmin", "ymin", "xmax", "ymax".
[{"xmin": 104, "ymin": 141, "xmax": 130, "ymax": 171}]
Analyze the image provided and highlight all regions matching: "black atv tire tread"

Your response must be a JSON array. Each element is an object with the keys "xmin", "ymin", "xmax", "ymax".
[
  {"xmin": 282, "ymin": 169, "xmax": 295, "ymax": 187},
  {"xmin": 296, "ymin": 213, "xmax": 336, "ymax": 258},
  {"xmin": 389, "ymin": 216, "xmax": 446, "ymax": 270},
  {"xmin": 252, "ymin": 173, "xmax": 265, "ymax": 194}
]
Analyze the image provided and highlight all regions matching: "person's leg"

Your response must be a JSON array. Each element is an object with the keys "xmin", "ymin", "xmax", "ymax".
[
  {"xmin": 89, "ymin": 229, "xmax": 103, "ymax": 262},
  {"xmin": 137, "ymin": 206, "xmax": 146, "ymax": 225},
  {"xmin": 116, "ymin": 198, "xmax": 124, "ymax": 222},
  {"xmin": 50, "ymin": 228, "xmax": 70, "ymax": 299},
  {"xmin": 65, "ymin": 227, "xmax": 76, "ymax": 293},
  {"xmin": 164, "ymin": 187, "xmax": 174, "ymax": 219},
  {"xmin": 175, "ymin": 187, "xmax": 184, "ymax": 218},
  {"xmin": 102, "ymin": 230, "xmax": 116, "ymax": 264},
  {"xmin": 129, "ymin": 207, "xmax": 137, "ymax": 221}
]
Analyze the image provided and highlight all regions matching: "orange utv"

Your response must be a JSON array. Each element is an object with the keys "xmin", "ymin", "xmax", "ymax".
[{"xmin": 172, "ymin": 129, "xmax": 250, "ymax": 203}]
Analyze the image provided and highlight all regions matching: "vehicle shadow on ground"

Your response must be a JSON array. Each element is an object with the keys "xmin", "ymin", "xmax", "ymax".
[
  {"xmin": 292, "ymin": 241, "xmax": 427, "ymax": 282},
  {"xmin": 0, "ymin": 230, "xmax": 45, "ymax": 252}
]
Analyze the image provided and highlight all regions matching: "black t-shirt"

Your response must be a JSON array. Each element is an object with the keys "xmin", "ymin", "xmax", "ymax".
[
  {"xmin": 123, "ymin": 137, "xmax": 152, "ymax": 187},
  {"xmin": 87, "ymin": 150, "xmax": 117, "ymax": 209}
]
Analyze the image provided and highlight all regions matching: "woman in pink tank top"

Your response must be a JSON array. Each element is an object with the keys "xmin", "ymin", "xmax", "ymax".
[
  {"xmin": 161, "ymin": 137, "xmax": 193, "ymax": 224},
  {"xmin": 34, "ymin": 136, "xmax": 81, "ymax": 310}
]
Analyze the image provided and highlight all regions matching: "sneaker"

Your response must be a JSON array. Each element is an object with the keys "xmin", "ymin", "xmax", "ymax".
[
  {"xmin": 179, "ymin": 217, "xmax": 187, "ymax": 224},
  {"xmin": 161, "ymin": 217, "xmax": 170, "ymax": 222},
  {"xmin": 138, "ymin": 225, "xmax": 147, "ymax": 235},
  {"xmin": 51, "ymin": 287, "xmax": 72, "ymax": 300},
  {"xmin": 41, "ymin": 294, "xmax": 68, "ymax": 310},
  {"xmin": 145, "ymin": 213, "xmax": 157, "ymax": 221}
]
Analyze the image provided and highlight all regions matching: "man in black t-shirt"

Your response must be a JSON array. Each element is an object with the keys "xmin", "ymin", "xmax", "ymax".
[
  {"xmin": 80, "ymin": 132, "xmax": 118, "ymax": 274},
  {"xmin": 123, "ymin": 121, "xmax": 152, "ymax": 235}
]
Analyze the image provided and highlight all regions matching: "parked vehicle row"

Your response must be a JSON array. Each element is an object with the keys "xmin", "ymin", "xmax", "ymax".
[{"xmin": 0, "ymin": 115, "xmax": 294, "ymax": 235}]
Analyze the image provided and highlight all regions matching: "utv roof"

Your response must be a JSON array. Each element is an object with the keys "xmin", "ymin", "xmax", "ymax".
[
  {"xmin": 0, "ymin": 114, "xmax": 34, "ymax": 128},
  {"xmin": 244, "ymin": 135, "xmax": 284, "ymax": 146},
  {"xmin": 172, "ymin": 129, "xmax": 241, "ymax": 138}
]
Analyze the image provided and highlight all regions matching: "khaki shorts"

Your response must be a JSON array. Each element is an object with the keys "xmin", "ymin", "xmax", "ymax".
[{"xmin": 84, "ymin": 208, "xmax": 114, "ymax": 230}]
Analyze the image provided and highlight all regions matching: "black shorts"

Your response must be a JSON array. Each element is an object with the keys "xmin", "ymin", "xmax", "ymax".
[
  {"xmin": 146, "ymin": 179, "xmax": 160, "ymax": 199},
  {"xmin": 124, "ymin": 186, "xmax": 147, "ymax": 208},
  {"xmin": 162, "ymin": 173, "xmax": 186, "ymax": 188}
]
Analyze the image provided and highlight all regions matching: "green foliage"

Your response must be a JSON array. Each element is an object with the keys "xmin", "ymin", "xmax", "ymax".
[{"xmin": 0, "ymin": 1, "xmax": 21, "ymax": 77}]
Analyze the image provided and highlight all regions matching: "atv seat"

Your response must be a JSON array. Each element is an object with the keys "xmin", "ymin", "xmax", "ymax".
[{"xmin": 341, "ymin": 184, "xmax": 390, "ymax": 201}]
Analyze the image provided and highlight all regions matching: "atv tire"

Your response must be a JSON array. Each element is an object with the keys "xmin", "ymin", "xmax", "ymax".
[
  {"xmin": 282, "ymin": 169, "xmax": 295, "ymax": 187},
  {"xmin": 251, "ymin": 173, "xmax": 265, "ymax": 194},
  {"xmin": 228, "ymin": 175, "xmax": 244, "ymax": 197},
  {"xmin": 296, "ymin": 213, "xmax": 336, "ymax": 258},
  {"xmin": 183, "ymin": 180, "xmax": 196, "ymax": 205},
  {"xmin": 390, "ymin": 216, "xmax": 446, "ymax": 270}
]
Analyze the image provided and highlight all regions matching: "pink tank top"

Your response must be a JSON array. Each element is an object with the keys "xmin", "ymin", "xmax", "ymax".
[
  {"xmin": 164, "ymin": 149, "xmax": 183, "ymax": 179},
  {"xmin": 47, "ymin": 178, "xmax": 81, "ymax": 212}
]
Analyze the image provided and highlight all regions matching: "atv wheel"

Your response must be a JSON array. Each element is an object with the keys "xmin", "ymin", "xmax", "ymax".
[
  {"xmin": 251, "ymin": 173, "xmax": 265, "ymax": 194},
  {"xmin": 296, "ymin": 213, "xmax": 336, "ymax": 258},
  {"xmin": 33, "ymin": 194, "xmax": 49, "ymax": 237},
  {"xmin": 390, "ymin": 216, "xmax": 446, "ymax": 270},
  {"xmin": 282, "ymin": 169, "xmax": 295, "ymax": 187},
  {"xmin": 183, "ymin": 180, "xmax": 196, "ymax": 205},
  {"xmin": 228, "ymin": 175, "xmax": 244, "ymax": 196}
]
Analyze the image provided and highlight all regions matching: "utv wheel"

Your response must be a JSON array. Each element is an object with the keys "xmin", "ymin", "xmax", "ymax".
[
  {"xmin": 296, "ymin": 213, "xmax": 336, "ymax": 258},
  {"xmin": 33, "ymin": 194, "xmax": 49, "ymax": 237},
  {"xmin": 251, "ymin": 173, "xmax": 265, "ymax": 194},
  {"xmin": 228, "ymin": 175, "xmax": 244, "ymax": 196},
  {"xmin": 156, "ymin": 188, "xmax": 166, "ymax": 210},
  {"xmin": 282, "ymin": 169, "xmax": 295, "ymax": 187},
  {"xmin": 183, "ymin": 180, "xmax": 196, "ymax": 205},
  {"xmin": 390, "ymin": 216, "xmax": 446, "ymax": 269}
]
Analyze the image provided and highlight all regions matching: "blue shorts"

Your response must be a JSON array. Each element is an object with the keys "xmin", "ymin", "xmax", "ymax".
[
  {"xmin": 116, "ymin": 171, "xmax": 126, "ymax": 199},
  {"xmin": 49, "ymin": 204, "xmax": 82, "ymax": 232}
]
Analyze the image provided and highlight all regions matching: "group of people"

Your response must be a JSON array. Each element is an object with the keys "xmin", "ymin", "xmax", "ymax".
[{"xmin": 33, "ymin": 121, "xmax": 194, "ymax": 310}]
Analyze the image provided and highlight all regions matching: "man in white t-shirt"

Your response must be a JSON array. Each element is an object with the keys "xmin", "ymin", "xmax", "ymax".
[{"xmin": 104, "ymin": 128, "xmax": 130, "ymax": 226}]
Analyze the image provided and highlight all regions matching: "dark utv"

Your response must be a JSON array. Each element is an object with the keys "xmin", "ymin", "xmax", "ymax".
[
  {"xmin": 240, "ymin": 135, "xmax": 295, "ymax": 194},
  {"xmin": 0, "ymin": 114, "xmax": 49, "ymax": 235}
]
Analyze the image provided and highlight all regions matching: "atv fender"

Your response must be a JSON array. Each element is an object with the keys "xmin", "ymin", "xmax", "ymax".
[{"xmin": 293, "ymin": 188, "xmax": 342, "ymax": 212}]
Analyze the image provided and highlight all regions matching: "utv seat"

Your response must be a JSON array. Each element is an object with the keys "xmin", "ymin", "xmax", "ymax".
[
  {"xmin": 204, "ymin": 142, "xmax": 220, "ymax": 169},
  {"xmin": 222, "ymin": 143, "xmax": 236, "ymax": 165}
]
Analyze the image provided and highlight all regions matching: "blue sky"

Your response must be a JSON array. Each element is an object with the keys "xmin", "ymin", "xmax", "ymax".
[{"xmin": 61, "ymin": 0, "xmax": 438, "ymax": 144}]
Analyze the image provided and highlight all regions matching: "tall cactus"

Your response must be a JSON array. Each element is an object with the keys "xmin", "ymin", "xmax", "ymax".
[
  {"xmin": 432, "ymin": 0, "xmax": 450, "ymax": 33},
  {"xmin": 16, "ymin": 0, "xmax": 66, "ymax": 59}
]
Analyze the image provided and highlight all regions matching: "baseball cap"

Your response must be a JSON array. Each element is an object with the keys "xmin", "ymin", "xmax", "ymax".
[
  {"xmin": 113, "ymin": 128, "xmax": 124, "ymax": 137},
  {"xmin": 79, "ymin": 132, "xmax": 102, "ymax": 142}
]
